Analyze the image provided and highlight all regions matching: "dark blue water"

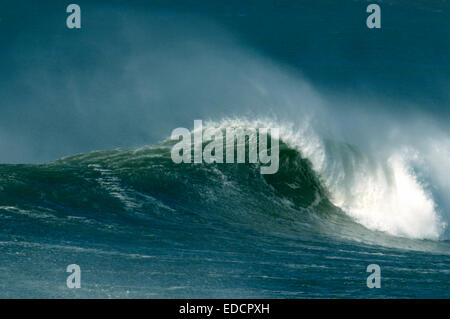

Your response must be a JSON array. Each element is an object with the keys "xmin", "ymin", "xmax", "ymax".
[{"xmin": 0, "ymin": 0, "xmax": 449, "ymax": 298}]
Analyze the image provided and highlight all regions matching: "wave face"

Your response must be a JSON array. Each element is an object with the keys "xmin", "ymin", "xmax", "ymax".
[
  {"xmin": 1, "ymin": 120, "xmax": 338, "ymax": 238},
  {"xmin": 1, "ymin": 119, "xmax": 450, "ymax": 298}
]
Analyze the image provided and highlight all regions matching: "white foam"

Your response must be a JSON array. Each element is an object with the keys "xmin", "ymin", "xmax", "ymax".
[{"xmin": 328, "ymin": 150, "xmax": 445, "ymax": 239}]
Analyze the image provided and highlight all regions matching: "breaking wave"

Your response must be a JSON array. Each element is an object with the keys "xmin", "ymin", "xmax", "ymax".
[{"xmin": 0, "ymin": 118, "xmax": 446, "ymax": 243}]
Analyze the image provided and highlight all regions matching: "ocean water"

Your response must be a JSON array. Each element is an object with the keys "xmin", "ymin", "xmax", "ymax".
[
  {"xmin": 1, "ymin": 120, "xmax": 450, "ymax": 298},
  {"xmin": 0, "ymin": 0, "xmax": 449, "ymax": 298}
]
